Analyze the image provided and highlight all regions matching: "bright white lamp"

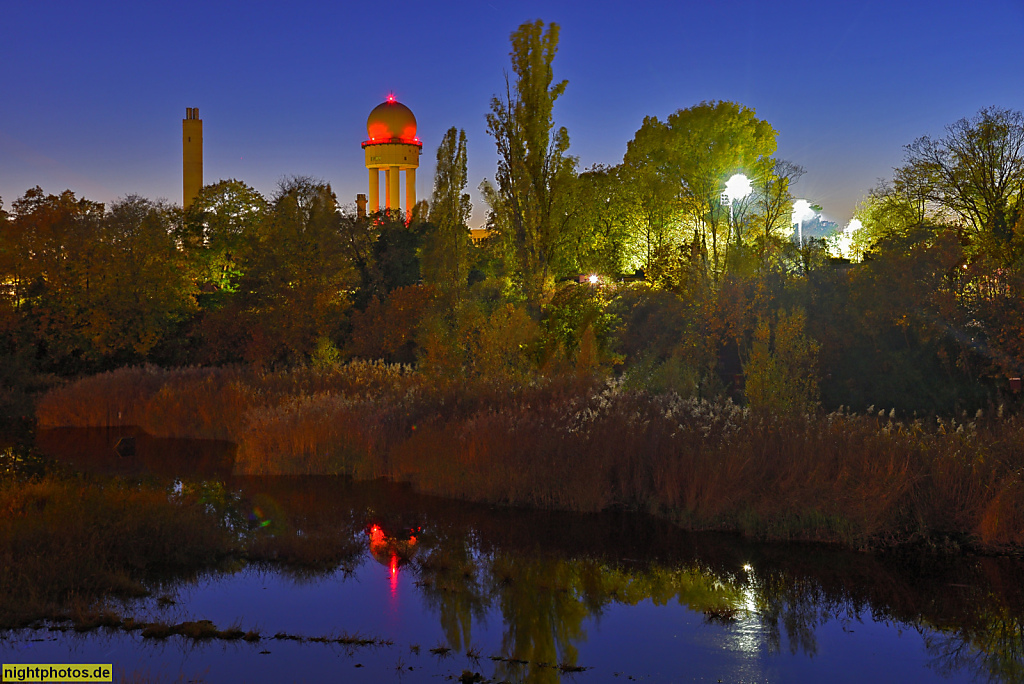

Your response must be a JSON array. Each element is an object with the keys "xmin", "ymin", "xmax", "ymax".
[{"xmin": 792, "ymin": 199, "xmax": 815, "ymax": 247}]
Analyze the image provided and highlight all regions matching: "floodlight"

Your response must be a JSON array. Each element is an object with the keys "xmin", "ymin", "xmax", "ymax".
[{"xmin": 723, "ymin": 174, "xmax": 752, "ymax": 204}]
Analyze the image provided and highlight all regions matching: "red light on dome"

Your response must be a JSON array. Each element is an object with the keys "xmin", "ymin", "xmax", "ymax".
[{"xmin": 387, "ymin": 93, "xmax": 395, "ymax": 103}]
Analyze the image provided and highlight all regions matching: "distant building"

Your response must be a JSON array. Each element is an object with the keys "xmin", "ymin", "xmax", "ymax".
[
  {"xmin": 362, "ymin": 95, "xmax": 421, "ymax": 216},
  {"xmin": 182, "ymin": 108, "xmax": 202, "ymax": 208}
]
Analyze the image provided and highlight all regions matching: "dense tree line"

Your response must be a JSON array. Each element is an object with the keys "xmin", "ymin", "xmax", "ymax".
[{"xmin": 2, "ymin": 20, "xmax": 1022, "ymax": 416}]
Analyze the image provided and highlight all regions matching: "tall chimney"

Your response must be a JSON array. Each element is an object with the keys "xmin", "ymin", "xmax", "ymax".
[{"xmin": 183, "ymin": 108, "xmax": 203, "ymax": 208}]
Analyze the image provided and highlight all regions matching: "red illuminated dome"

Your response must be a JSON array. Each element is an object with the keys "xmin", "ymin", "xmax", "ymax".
[{"xmin": 366, "ymin": 96, "xmax": 417, "ymax": 142}]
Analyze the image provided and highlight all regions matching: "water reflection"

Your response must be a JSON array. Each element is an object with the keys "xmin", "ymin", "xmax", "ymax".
[
  {"xmin": 21, "ymin": 429, "xmax": 1024, "ymax": 682},
  {"xmin": 35, "ymin": 426, "xmax": 234, "ymax": 479},
  {"xmin": 232, "ymin": 476, "xmax": 1024, "ymax": 683}
]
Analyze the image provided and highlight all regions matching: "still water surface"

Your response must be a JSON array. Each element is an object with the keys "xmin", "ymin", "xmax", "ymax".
[{"xmin": 2, "ymin": 428, "xmax": 1023, "ymax": 683}]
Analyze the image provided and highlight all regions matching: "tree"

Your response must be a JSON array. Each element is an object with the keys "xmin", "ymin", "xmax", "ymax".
[
  {"xmin": 85, "ymin": 196, "xmax": 197, "ymax": 360},
  {"xmin": 538, "ymin": 281, "xmax": 619, "ymax": 374},
  {"xmin": 624, "ymin": 101, "xmax": 778, "ymax": 281},
  {"xmin": 671, "ymin": 102, "xmax": 777, "ymax": 277},
  {"xmin": 418, "ymin": 300, "xmax": 539, "ymax": 386},
  {"xmin": 348, "ymin": 211, "xmax": 427, "ymax": 312},
  {"xmin": 483, "ymin": 19, "xmax": 577, "ymax": 305},
  {"xmin": 850, "ymin": 179, "xmax": 930, "ymax": 259},
  {"xmin": 752, "ymin": 159, "xmax": 804, "ymax": 267},
  {"xmin": 0, "ymin": 188, "xmax": 197, "ymax": 368},
  {"xmin": 179, "ymin": 179, "xmax": 268, "ymax": 295},
  {"xmin": 743, "ymin": 307, "xmax": 820, "ymax": 414},
  {"xmin": 1, "ymin": 188, "xmax": 105, "ymax": 370},
  {"xmin": 346, "ymin": 284, "xmax": 437, "ymax": 364},
  {"xmin": 235, "ymin": 177, "xmax": 355, "ymax": 365},
  {"xmin": 0, "ymin": 194, "xmax": 36, "ymax": 388},
  {"xmin": 422, "ymin": 128, "xmax": 473, "ymax": 298},
  {"xmin": 621, "ymin": 121, "xmax": 686, "ymax": 283},
  {"xmin": 900, "ymin": 106, "xmax": 1024, "ymax": 264},
  {"xmin": 367, "ymin": 215, "xmax": 426, "ymax": 297},
  {"xmin": 562, "ymin": 165, "xmax": 636, "ymax": 277},
  {"xmin": 0, "ymin": 196, "xmax": 19, "ymax": 311}
]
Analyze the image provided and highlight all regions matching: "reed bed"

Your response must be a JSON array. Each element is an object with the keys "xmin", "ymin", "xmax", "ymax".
[
  {"xmin": 386, "ymin": 389, "xmax": 1024, "ymax": 549},
  {"xmin": 0, "ymin": 472, "xmax": 367, "ymax": 627},
  {"xmin": 34, "ymin": 366, "xmax": 1024, "ymax": 551},
  {"xmin": 35, "ymin": 361, "xmax": 418, "ymax": 442},
  {"xmin": 0, "ymin": 476, "xmax": 232, "ymax": 628}
]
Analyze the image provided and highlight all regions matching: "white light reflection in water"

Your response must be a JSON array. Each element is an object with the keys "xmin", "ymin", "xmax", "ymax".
[{"xmin": 734, "ymin": 565, "xmax": 765, "ymax": 655}]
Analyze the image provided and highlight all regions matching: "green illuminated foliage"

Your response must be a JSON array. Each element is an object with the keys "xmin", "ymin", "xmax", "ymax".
[
  {"xmin": 624, "ymin": 101, "xmax": 778, "ymax": 281},
  {"xmin": 743, "ymin": 307, "xmax": 820, "ymax": 414},
  {"xmin": 483, "ymin": 19, "xmax": 577, "ymax": 305},
  {"xmin": 620, "ymin": 116, "xmax": 687, "ymax": 283},
  {"xmin": 561, "ymin": 165, "xmax": 637, "ymax": 277},
  {"xmin": 539, "ymin": 282, "xmax": 620, "ymax": 374},
  {"xmin": 423, "ymin": 128, "xmax": 474, "ymax": 299},
  {"xmin": 179, "ymin": 179, "xmax": 268, "ymax": 295}
]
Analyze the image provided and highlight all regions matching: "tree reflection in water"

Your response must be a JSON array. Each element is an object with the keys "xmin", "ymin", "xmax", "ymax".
[
  {"xmin": 922, "ymin": 604, "xmax": 1024, "ymax": 682},
  {"xmin": 26, "ymin": 431, "xmax": 1024, "ymax": 682},
  {"xmin": 332, "ymin": 478, "xmax": 1024, "ymax": 684}
]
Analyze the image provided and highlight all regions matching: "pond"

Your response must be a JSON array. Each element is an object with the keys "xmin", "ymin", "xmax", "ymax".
[{"xmin": 2, "ymin": 428, "xmax": 1023, "ymax": 683}]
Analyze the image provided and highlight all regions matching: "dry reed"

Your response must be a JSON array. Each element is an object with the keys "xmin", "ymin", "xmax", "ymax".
[
  {"xmin": 34, "ymin": 368, "xmax": 1024, "ymax": 551},
  {"xmin": 0, "ymin": 475, "xmax": 232, "ymax": 628}
]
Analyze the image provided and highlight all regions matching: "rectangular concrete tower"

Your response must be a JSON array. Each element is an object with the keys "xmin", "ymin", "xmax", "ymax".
[{"xmin": 183, "ymin": 107, "xmax": 203, "ymax": 208}]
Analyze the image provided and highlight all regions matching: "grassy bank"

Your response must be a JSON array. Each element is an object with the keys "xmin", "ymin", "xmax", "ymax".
[
  {"xmin": 0, "ymin": 467, "xmax": 366, "ymax": 629},
  {"xmin": 35, "ymin": 364, "xmax": 1024, "ymax": 551},
  {"xmin": 0, "ymin": 475, "xmax": 231, "ymax": 628}
]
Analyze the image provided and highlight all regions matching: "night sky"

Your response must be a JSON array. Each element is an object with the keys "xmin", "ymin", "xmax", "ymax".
[{"xmin": 2, "ymin": 0, "xmax": 1022, "ymax": 228}]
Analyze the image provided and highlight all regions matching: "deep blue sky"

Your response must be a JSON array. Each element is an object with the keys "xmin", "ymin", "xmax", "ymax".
[{"xmin": 2, "ymin": 0, "xmax": 1022, "ymax": 228}]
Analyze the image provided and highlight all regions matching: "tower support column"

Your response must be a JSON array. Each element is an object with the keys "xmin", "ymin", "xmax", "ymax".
[
  {"xmin": 368, "ymin": 169, "xmax": 379, "ymax": 213},
  {"xmin": 405, "ymin": 168, "xmax": 416, "ymax": 217},
  {"xmin": 388, "ymin": 166, "xmax": 400, "ymax": 212}
]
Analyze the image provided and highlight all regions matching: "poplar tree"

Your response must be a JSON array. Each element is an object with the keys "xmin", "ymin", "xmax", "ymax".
[
  {"xmin": 483, "ymin": 19, "xmax": 576, "ymax": 306},
  {"xmin": 423, "ymin": 127, "xmax": 473, "ymax": 297}
]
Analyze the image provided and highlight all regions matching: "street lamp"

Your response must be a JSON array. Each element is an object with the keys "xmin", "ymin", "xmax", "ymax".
[
  {"xmin": 791, "ymin": 199, "xmax": 815, "ymax": 248},
  {"xmin": 723, "ymin": 173, "xmax": 752, "ymax": 247}
]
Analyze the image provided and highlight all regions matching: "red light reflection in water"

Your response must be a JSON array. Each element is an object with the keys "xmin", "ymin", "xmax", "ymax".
[{"xmin": 367, "ymin": 524, "xmax": 418, "ymax": 600}]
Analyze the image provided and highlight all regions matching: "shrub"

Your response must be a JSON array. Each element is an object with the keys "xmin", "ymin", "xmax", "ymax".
[{"xmin": 744, "ymin": 308, "xmax": 820, "ymax": 414}]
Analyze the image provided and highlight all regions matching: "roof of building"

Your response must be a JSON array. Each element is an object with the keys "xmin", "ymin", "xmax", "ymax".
[{"xmin": 366, "ymin": 96, "xmax": 417, "ymax": 143}]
